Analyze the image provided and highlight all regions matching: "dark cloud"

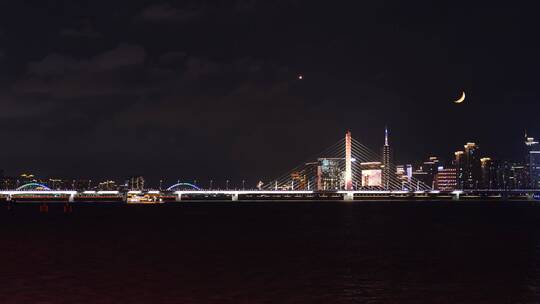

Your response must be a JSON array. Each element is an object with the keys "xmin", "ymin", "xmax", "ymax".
[
  {"xmin": 158, "ymin": 51, "xmax": 187, "ymax": 67},
  {"xmin": 16, "ymin": 44, "xmax": 147, "ymax": 99},
  {"xmin": 137, "ymin": 3, "xmax": 202, "ymax": 23},
  {"xmin": 0, "ymin": 94, "xmax": 52, "ymax": 119},
  {"xmin": 27, "ymin": 53, "xmax": 81, "ymax": 76},
  {"xmin": 60, "ymin": 25, "xmax": 102, "ymax": 38},
  {"xmin": 91, "ymin": 44, "xmax": 146, "ymax": 71},
  {"xmin": 27, "ymin": 44, "xmax": 145, "ymax": 75}
]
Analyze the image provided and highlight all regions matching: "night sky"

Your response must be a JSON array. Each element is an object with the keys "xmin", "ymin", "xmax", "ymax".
[{"xmin": 0, "ymin": 1, "xmax": 537, "ymax": 186}]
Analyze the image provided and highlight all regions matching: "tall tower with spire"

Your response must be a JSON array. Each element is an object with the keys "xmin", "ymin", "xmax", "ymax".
[{"xmin": 382, "ymin": 126, "xmax": 391, "ymax": 190}]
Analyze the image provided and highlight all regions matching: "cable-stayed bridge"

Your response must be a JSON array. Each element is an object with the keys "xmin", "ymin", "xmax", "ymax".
[{"xmin": 261, "ymin": 131, "xmax": 431, "ymax": 192}]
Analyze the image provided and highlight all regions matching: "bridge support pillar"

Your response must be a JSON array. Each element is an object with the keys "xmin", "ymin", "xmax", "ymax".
[
  {"xmin": 6, "ymin": 195, "xmax": 11, "ymax": 202},
  {"xmin": 69, "ymin": 194, "xmax": 75, "ymax": 203},
  {"xmin": 175, "ymin": 193, "xmax": 182, "ymax": 202},
  {"xmin": 232, "ymin": 192, "xmax": 239, "ymax": 201},
  {"xmin": 452, "ymin": 192, "xmax": 460, "ymax": 201},
  {"xmin": 343, "ymin": 192, "xmax": 354, "ymax": 201},
  {"xmin": 526, "ymin": 193, "xmax": 535, "ymax": 201}
]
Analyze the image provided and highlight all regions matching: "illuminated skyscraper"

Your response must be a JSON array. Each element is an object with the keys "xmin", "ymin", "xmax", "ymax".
[
  {"xmin": 480, "ymin": 157, "xmax": 498, "ymax": 189},
  {"xmin": 382, "ymin": 127, "xmax": 391, "ymax": 190},
  {"xmin": 434, "ymin": 166, "xmax": 457, "ymax": 191},
  {"xmin": 525, "ymin": 133, "xmax": 540, "ymax": 188},
  {"xmin": 454, "ymin": 151, "xmax": 465, "ymax": 189},
  {"xmin": 316, "ymin": 158, "xmax": 343, "ymax": 191},
  {"xmin": 463, "ymin": 143, "xmax": 481, "ymax": 189},
  {"xmin": 396, "ymin": 164, "xmax": 413, "ymax": 190},
  {"xmin": 129, "ymin": 176, "xmax": 145, "ymax": 191}
]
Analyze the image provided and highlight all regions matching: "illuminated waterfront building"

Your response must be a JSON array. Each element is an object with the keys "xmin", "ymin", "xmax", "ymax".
[
  {"xmin": 396, "ymin": 164, "xmax": 413, "ymax": 190},
  {"xmin": 361, "ymin": 162, "xmax": 382, "ymax": 187},
  {"xmin": 462, "ymin": 143, "xmax": 481, "ymax": 189},
  {"xmin": 20, "ymin": 173, "xmax": 36, "ymax": 183},
  {"xmin": 48, "ymin": 178, "xmax": 70, "ymax": 190},
  {"xmin": 525, "ymin": 134, "xmax": 540, "ymax": 188},
  {"xmin": 72, "ymin": 179, "xmax": 93, "ymax": 191},
  {"xmin": 98, "ymin": 180, "xmax": 118, "ymax": 191},
  {"xmin": 316, "ymin": 158, "xmax": 343, "ymax": 191},
  {"xmin": 129, "ymin": 176, "xmax": 145, "ymax": 191},
  {"xmin": 480, "ymin": 157, "xmax": 498, "ymax": 189},
  {"xmin": 497, "ymin": 162, "xmax": 528, "ymax": 189},
  {"xmin": 290, "ymin": 171, "xmax": 308, "ymax": 190},
  {"xmin": 434, "ymin": 166, "xmax": 457, "ymax": 191},
  {"xmin": 412, "ymin": 156, "xmax": 440, "ymax": 189},
  {"xmin": 454, "ymin": 151, "xmax": 465, "ymax": 189},
  {"xmin": 0, "ymin": 176, "xmax": 18, "ymax": 190}
]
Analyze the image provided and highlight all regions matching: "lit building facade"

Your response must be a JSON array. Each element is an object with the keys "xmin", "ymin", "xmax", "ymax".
[
  {"xmin": 454, "ymin": 151, "xmax": 465, "ymax": 189},
  {"xmin": 434, "ymin": 166, "xmax": 457, "ymax": 191},
  {"xmin": 290, "ymin": 171, "xmax": 308, "ymax": 190},
  {"xmin": 462, "ymin": 143, "xmax": 481, "ymax": 189},
  {"xmin": 480, "ymin": 157, "xmax": 498, "ymax": 189},
  {"xmin": 497, "ymin": 162, "xmax": 528, "ymax": 189},
  {"xmin": 525, "ymin": 135, "xmax": 540, "ymax": 189},
  {"xmin": 316, "ymin": 158, "xmax": 343, "ymax": 191},
  {"xmin": 361, "ymin": 162, "xmax": 382, "ymax": 187},
  {"xmin": 412, "ymin": 156, "xmax": 440, "ymax": 189},
  {"xmin": 129, "ymin": 176, "xmax": 145, "ymax": 191},
  {"xmin": 396, "ymin": 164, "xmax": 413, "ymax": 190}
]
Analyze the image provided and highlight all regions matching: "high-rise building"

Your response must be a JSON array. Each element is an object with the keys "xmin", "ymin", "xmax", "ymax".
[
  {"xmin": 396, "ymin": 164, "xmax": 413, "ymax": 190},
  {"xmin": 411, "ymin": 156, "xmax": 440, "ymax": 189},
  {"xmin": 480, "ymin": 157, "xmax": 498, "ymax": 189},
  {"xmin": 525, "ymin": 134, "xmax": 540, "ymax": 189},
  {"xmin": 316, "ymin": 158, "xmax": 343, "ymax": 191},
  {"xmin": 290, "ymin": 171, "xmax": 307, "ymax": 190},
  {"xmin": 497, "ymin": 161, "xmax": 528, "ymax": 190},
  {"xmin": 434, "ymin": 166, "xmax": 457, "ymax": 191},
  {"xmin": 454, "ymin": 151, "xmax": 465, "ymax": 189},
  {"xmin": 72, "ymin": 179, "xmax": 93, "ymax": 191},
  {"xmin": 129, "ymin": 176, "xmax": 145, "ymax": 191},
  {"xmin": 462, "ymin": 142, "xmax": 481, "ymax": 189},
  {"xmin": 98, "ymin": 180, "xmax": 118, "ymax": 191},
  {"xmin": 382, "ymin": 127, "xmax": 391, "ymax": 190},
  {"xmin": 361, "ymin": 162, "xmax": 383, "ymax": 187}
]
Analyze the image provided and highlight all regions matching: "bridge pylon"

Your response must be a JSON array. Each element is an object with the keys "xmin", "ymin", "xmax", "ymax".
[{"xmin": 345, "ymin": 131, "xmax": 353, "ymax": 190}]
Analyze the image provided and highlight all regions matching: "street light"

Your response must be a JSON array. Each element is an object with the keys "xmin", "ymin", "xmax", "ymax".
[
  {"xmin": 226, "ymin": 180, "xmax": 229, "ymax": 190},
  {"xmin": 209, "ymin": 179, "xmax": 213, "ymax": 190},
  {"xmin": 242, "ymin": 179, "xmax": 245, "ymax": 190}
]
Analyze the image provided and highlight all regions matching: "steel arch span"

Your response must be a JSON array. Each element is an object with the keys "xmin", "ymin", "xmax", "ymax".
[
  {"xmin": 166, "ymin": 183, "xmax": 202, "ymax": 191},
  {"xmin": 16, "ymin": 183, "xmax": 52, "ymax": 191}
]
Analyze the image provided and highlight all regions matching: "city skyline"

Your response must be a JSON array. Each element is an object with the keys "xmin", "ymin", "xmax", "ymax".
[
  {"xmin": 0, "ymin": 2, "xmax": 539, "ymax": 182},
  {"xmin": 2, "ymin": 127, "xmax": 539, "ymax": 192}
]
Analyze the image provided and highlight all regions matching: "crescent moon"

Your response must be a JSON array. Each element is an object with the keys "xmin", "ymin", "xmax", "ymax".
[{"xmin": 454, "ymin": 91, "xmax": 466, "ymax": 104}]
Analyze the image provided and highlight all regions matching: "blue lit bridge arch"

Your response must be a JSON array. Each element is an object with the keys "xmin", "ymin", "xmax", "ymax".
[
  {"xmin": 16, "ymin": 183, "xmax": 52, "ymax": 191},
  {"xmin": 166, "ymin": 183, "xmax": 202, "ymax": 191}
]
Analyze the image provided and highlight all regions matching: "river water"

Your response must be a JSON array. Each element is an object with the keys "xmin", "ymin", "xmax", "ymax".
[{"xmin": 1, "ymin": 201, "xmax": 540, "ymax": 303}]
